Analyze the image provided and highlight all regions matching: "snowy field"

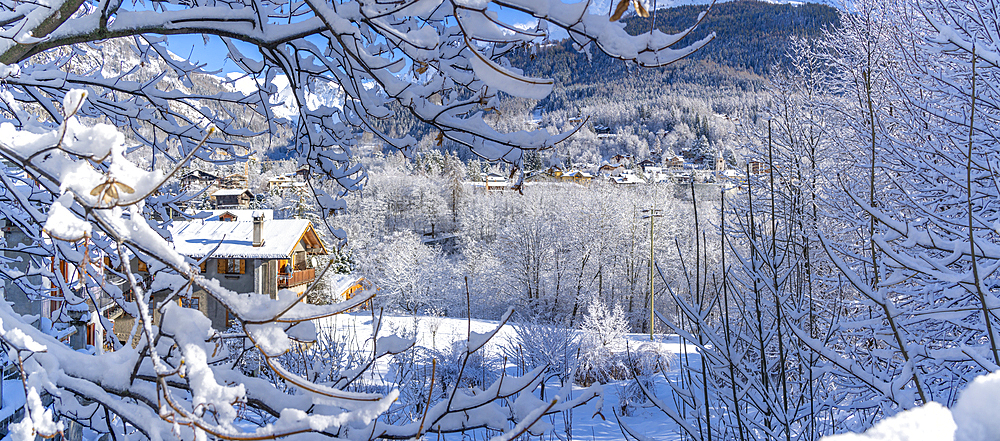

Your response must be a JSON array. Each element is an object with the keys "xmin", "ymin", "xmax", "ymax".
[{"xmin": 314, "ymin": 312, "xmax": 692, "ymax": 440}]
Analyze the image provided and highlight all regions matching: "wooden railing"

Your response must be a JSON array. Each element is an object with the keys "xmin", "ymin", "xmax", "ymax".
[{"xmin": 278, "ymin": 267, "xmax": 315, "ymax": 288}]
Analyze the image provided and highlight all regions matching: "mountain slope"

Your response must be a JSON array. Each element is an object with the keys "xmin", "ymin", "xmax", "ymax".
[{"xmin": 514, "ymin": 0, "xmax": 839, "ymax": 87}]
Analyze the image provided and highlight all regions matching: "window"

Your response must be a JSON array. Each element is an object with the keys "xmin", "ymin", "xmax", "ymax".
[
  {"xmin": 181, "ymin": 297, "xmax": 200, "ymax": 310},
  {"xmin": 217, "ymin": 258, "xmax": 245, "ymax": 274},
  {"xmin": 294, "ymin": 251, "xmax": 306, "ymax": 270},
  {"xmin": 219, "ymin": 213, "xmax": 235, "ymax": 221}
]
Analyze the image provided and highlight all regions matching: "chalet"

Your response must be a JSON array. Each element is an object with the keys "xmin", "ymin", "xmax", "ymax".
[
  {"xmin": 330, "ymin": 274, "xmax": 369, "ymax": 303},
  {"xmin": 523, "ymin": 170, "xmax": 549, "ymax": 183},
  {"xmin": 543, "ymin": 165, "xmax": 564, "ymax": 177},
  {"xmin": 1, "ymin": 221, "xmax": 103, "ymax": 341},
  {"xmin": 664, "ymin": 155, "xmax": 685, "ymax": 168},
  {"xmin": 1, "ymin": 217, "xmax": 113, "ymax": 353},
  {"xmin": 180, "ymin": 170, "xmax": 218, "ymax": 189},
  {"xmin": 748, "ymin": 161, "xmax": 771, "ymax": 175},
  {"xmin": 295, "ymin": 165, "xmax": 310, "ymax": 180},
  {"xmin": 211, "ymin": 188, "xmax": 255, "ymax": 209},
  {"xmin": 267, "ymin": 174, "xmax": 295, "ymax": 190},
  {"xmin": 123, "ymin": 213, "xmax": 328, "ymax": 331},
  {"xmin": 559, "ymin": 170, "xmax": 594, "ymax": 183},
  {"xmin": 609, "ymin": 154, "xmax": 633, "ymax": 166},
  {"xmin": 199, "ymin": 209, "xmax": 273, "ymax": 222},
  {"xmin": 638, "ymin": 159, "xmax": 658, "ymax": 172},
  {"xmin": 267, "ymin": 175, "xmax": 308, "ymax": 196},
  {"xmin": 219, "ymin": 173, "xmax": 248, "ymax": 189},
  {"xmin": 593, "ymin": 124, "xmax": 612, "ymax": 135},
  {"xmin": 598, "ymin": 163, "xmax": 626, "ymax": 177},
  {"xmin": 484, "ymin": 172, "xmax": 508, "ymax": 191}
]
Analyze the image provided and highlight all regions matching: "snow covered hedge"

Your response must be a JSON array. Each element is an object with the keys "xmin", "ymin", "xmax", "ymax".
[{"xmin": 826, "ymin": 371, "xmax": 1000, "ymax": 441}]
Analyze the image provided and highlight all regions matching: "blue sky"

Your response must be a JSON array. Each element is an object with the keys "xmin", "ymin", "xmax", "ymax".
[
  {"xmin": 162, "ymin": 0, "xmax": 605, "ymax": 73},
  {"xmin": 164, "ymin": 0, "xmax": 807, "ymax": 74}
]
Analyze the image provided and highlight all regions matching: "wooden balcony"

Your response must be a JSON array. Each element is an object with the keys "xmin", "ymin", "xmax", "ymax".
[{"xmin": 278, "ymin": 267, "xmax": 315, "ymax": 288}]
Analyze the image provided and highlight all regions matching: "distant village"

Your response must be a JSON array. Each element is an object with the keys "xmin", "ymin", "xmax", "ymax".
[{"xmin": 471, "ymin": 152, "xmax": 752, "ymax": 190}]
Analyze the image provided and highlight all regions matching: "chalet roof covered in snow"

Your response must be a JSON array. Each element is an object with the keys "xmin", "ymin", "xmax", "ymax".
[
  {"xmin": 167, "ymin": 219, "xmax": 326, "ymax": 259},
  {"xmin": 610, "ymin": 172, "xmax": 645, "ymax": 185},
  {"xmin": 193, "ymin": 209, "xmax": 274, "ymax": 222},
  {"xmin": 212, "ymin": 188, "xmax": 253, "ymax": 197},
  {"xmin": 181, "ymin": 170, "xmax": 218, "ymax": 180}
]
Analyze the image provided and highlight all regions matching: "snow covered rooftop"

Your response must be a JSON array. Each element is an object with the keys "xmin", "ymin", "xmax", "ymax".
[
  {"xmin": 611, "ymin": 173, "xmax": 645, "ymax": 185},
  {"xmin": 167, "ymin": 219, "xmax": 326, "ymax": 259},
  {"xmin": 192, "ymin": 209, "xmax": 274, "ymax": 222},
  {"xmin": 329, "ymin": 274, "xmax": 363, "ymax": 297},
  {"xmin": 212, "ymin": 188, "xmax": 252, "ymax": 197}
]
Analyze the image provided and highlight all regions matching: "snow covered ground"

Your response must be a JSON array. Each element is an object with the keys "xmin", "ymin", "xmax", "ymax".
[
  {"xmin": 825, "ymin": 371, "xmax": 1000, "ymax": 441},
  {"xmin": 315, "ymin": 312, "xmax": 692, "ymax": 440}
]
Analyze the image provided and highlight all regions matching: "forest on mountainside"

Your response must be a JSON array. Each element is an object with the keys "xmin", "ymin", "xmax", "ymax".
[
  {"xmin": 372, "ymin": 1, "xmax": 839, "ymax": 169},
  {"xmin": 510, "ymin": 0, "xmax": 840, "ymax": 86}
]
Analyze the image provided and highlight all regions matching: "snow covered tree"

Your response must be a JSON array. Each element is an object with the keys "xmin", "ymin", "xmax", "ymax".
[
  {"xmin": 646, "ymin": 1, "xmax": 1000, "ymax": 440},
  {"xmin": 0, "ymin": 0, "xmax": 717, "ymax": 438}
]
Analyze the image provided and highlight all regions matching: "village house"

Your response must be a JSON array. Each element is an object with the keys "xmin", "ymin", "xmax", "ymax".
[
  {"xmin": 483, "ymin": 172, "xmax": 508, "ymax": 191},
  {"xmin": 598, "ymin": 163, "xmax": 627, "ymax": 177},
  {"xmin": 609, "ymin": 154, "xmax": 633, "ymax": 166},
  {"xmin": 543, "ymin": 165, "xmax": 564, "ymax": 177},
  {"xmin": 0, "ymin": 219, "xmax": 109, "ymax": 350},
  {"xmin": 295, "ymin": 165, "xmax": 310, "ymax": 180},
  {"xmin": 664, "ymin": 155, "xmax": 686, "ymax": 168},
  {"xmin": 199, "ymin": 209, "xmax": 272, "ymax": 222},
  {"xmin": 638, "ymin": 159, "xmax": 657, "ymax": 171},
  {"xmin": 330, "ymin": 274, "xmax": 369, "ymax": 304},
  {"xmin": 267, "ymin": 174, "xmax": 309, "ymax": 197},
  {"xmin": 121, "ymin": 212, "xmax": 328, "ymax": 333},
  {"xmin": 179, "ymin": 170, "xmax": 218, "ymax": 189},
  {"xmin": 748, "ymin": 161, "xmax": 771, "ymax": 175},
  {"xmin": 211, "ymin": 188, "xmax": 255, "ymax": 209},
  {"xmin": 558, "ymin": 170, "xmax": 594, "ymax": 183},
  {"xmin": 218, "ymin": 173, "xmax": 249, "ymax": 189}
]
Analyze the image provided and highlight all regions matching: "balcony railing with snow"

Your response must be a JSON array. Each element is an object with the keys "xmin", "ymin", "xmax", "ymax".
[{"xmin": 278, "ymin": 267, "xmax": 315, "ymax": 288}]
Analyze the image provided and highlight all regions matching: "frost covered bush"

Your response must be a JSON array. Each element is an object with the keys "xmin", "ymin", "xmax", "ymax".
[
  {"xmin": 507, "ymin": 315, "xmax": 580, "ymax": 384},
  {"xmin": 575, "ymin": 296, "xmax": 631, "ymax": 386},
  {"xmin": 620, "ymin": 343, "xmax": 673, "ymax": 416},
  {"xmin": 386, "ymin": 328, "xmax": 431, "ymax": 423},
  {"xmin": 824, "ymin": 370, "xmax": 1000, "ymax": 441},
  {"xmin": 430, "ymin": 339, "xmax": 499, "ymax": 392}
]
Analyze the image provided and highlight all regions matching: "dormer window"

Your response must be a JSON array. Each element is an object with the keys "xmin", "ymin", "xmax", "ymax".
[{"xmin": 219, "ymin": 212, "xmax": 235, "ymax": 221}]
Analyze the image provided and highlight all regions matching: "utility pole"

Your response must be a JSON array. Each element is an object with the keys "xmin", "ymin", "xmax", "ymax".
[{"xmin": 642, "ymin": 206, "xmax": 663, "ymax": 341}]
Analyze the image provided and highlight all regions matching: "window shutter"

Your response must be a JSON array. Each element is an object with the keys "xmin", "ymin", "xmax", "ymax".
[
  {"xmin": 138, "ymin": 261, "xmax": 148, "ymax": 272},
  {"xmin": 217, "ymin": 259, "xmax": 226, "ymax": 274},
  {"xmin": 199, "ymin": 261, "xmax": 207, "ymax": 273},
  {"xmin": 239, "ymin": 259, "xmax": 245, "ymax": 274}
]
